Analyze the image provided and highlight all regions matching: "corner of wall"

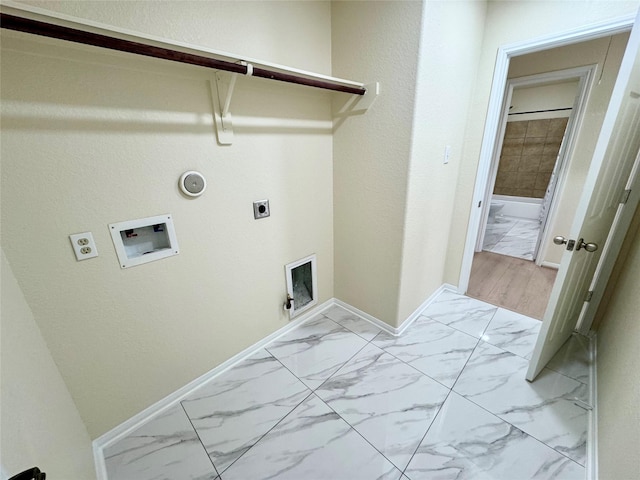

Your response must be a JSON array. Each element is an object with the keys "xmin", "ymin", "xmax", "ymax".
[{"xmin": 1, "ymin": 250, "xmax": 96, "ymax": 479}]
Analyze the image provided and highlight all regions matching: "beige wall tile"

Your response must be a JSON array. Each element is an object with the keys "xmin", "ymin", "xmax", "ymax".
[{"xmin": 526, "ymin": 119, "xmax": 550, "ymax": 137}]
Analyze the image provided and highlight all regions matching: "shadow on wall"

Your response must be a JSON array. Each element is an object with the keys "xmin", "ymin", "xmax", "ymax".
[{"xmin": 1, "ymin": 34, "xmax": 334, "ymax": 136}]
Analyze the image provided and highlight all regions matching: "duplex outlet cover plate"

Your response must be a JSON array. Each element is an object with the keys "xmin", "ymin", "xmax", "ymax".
[
  {"xmin": 253, "ymin": 200, "xmax": 270, "ymax": 219},
  {"xmin": 69, "ymin": 232, "xmax": 98, "ymax": 261}
]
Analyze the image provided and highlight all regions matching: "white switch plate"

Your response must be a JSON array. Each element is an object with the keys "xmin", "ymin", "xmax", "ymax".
[{"xmin": 69, "ymin": 232, "xmax": 98, "ymax": 261}]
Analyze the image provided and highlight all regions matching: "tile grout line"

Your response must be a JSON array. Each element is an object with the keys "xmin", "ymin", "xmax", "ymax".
[
  {"xmin": 312, "ymin": 392, "xmax": 408, "ymax": 475},
  {"xmin": 263, "ymin": 314, "xmax": 408, "ymax": 474},
  {"xmin": 178, "ymin": 402, "xmax": 221, "ymax": 478},
  {"xmin": 399, "ymin": 388, "xmax": 455, "ymax": 479},
  {"xmin": 452, "ymin": 390, "xmax": 587, "ymax": 470},
  {"xmin": 450, "ymin": 340, "xmax": 588, "ymax": 469},
  {"xmin": 447, "ymin": 337, "xmax": 482, "ymax": 401},
  {"xmin": 210, "ymin": 315, "xmax": 344, "ymax": 477},
  {"xmin": 279, "ymin": 309, "xmax": 450, "ymax": 476},
  {"xmin": 110, "ymin": 297, "xmax": 586, "ymax": 478},
  {"xmin": 214, "ymin": 390, "xmax": 315, "ymax": 476},
  {"xmin": 367, "ymin": 341, "xmax": 458, "ymax": 392}
]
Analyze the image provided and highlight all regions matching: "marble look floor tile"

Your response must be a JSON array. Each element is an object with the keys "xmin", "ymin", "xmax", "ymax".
[
  {"xmin": 483, "ymin": 223, "xmax": 513, "ymax": 250},
  {"xmin": 181, "ymin": 349, "xmax": 309, "ymax": 473},
  {"xmin": 484, "ymin": 218, "xmax": 540, "ymax": 261},
  {"xmin": 265, "ymin": 315, "xmax": 368, "ymax": 390},
  {"xmin": 489, "ymin": 236, "xmax": 536, "ymax": 261},
  {"xmin": 547, "ymin": 334, "xmax": 590, "ymax": 386},
  {"xmin": 104, "ymin": 404, "xmax": 217, "ymax": 480},
  {"xmin": 482, "ymin": 234, "xmax": 501, "ymax": 250},
  {"xmin": 373, "ymin": 317, "xmax": 478, "ymax": 387},
  {"xmin": 421, "ymin": 291, "xmax": 497, "ymax": 338},
  {"xmin": 405, "ymin": 392, "xmax": 585, "ymax": 480},
  {"xmin": 324, "ymin": 305, "xmax": 382, "ymax": 341},
  {"xmin": 315, "ymin": 343, "xmax": 450, "ymax": 470},
  {"xmin": 221, "ymin": 393, "xmax": 402, "ymax": 480},
  {"xmin": 482, "ymin": 308, "xmax": 541, "ymax": 359},
  {"xmin": 509, "ymin": 219, "xmax": 540, "ymax": 235},
  {"xmin": 453, "ymin": 341, "xmax": 588, "ymax": 465}
]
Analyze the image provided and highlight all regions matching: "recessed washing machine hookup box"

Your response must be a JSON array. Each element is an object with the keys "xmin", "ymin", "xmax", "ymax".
[{"xmin": 109, "ymin": 214, "xmax": 179, "ymax": 269}]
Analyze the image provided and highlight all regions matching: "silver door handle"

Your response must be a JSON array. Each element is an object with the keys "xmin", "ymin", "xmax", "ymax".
[
  {"xmin": 576, "ymin": 238, "xmax": 598, "ymax": 252},
  {"xmin": 553, "ymin": 236, "xmax": 576, "ymax": 251}
]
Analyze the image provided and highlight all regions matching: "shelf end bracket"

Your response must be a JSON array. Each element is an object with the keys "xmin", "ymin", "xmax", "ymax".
[{"xmin": 210, "ymin": 72, "xmax": 235, "ymax": 145}]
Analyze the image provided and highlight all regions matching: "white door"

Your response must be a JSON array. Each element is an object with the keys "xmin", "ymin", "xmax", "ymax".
[
  {"xmin": 577, "ymin": 146, "xmax": 640, "ymax": 334},
  {"xmin": 526, "ymin": 12, "xmax": 640, "ymax": 381}
]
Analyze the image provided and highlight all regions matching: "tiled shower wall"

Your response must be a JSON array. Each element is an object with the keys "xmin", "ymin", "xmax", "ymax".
[{"xmin": 494, "ymin": 118, "xmax": 569, "ymax": 198}]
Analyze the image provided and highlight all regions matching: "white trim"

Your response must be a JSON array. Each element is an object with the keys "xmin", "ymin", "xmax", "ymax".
[
  {"xmin": 396, "ymin": 283, "xmax": 457, "ymax": 335},
  {"xmin": 94, "ymin": 443, "xmax": 108, "ymax": 480},
  {"xmin": 334, "ymin": 284, "xmax": 456, "ymax": 336},
  {"xmin": 540, "ymin": 261, "xmax": 561, "ymax": 270},
  {"xmin": 587, "ymin": 333, "xmax": 598, "ymax": 480},
  {"xmin": 332, "ymin": 299, "xmax": 397, "ymax": 336},
  {"xmin": 93, "ymin": 285, "xmax": 456, "ymax": 478},
  {"xmin": 533, "ymin": 66, "xmax": 596, "ymax": 266},
  {"xmin": 474, "ymin": 66, "xmax": 595, "ymax": 258},
  {"xmin": 458, "ymin": 14, "xmax": 635, "ymax": 294},
  {"xmin": 93, "ymin": 298, "xmax": 334, "ymax": 464}
]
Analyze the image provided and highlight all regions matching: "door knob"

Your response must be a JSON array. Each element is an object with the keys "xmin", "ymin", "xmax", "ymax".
[
  {"xmin": 553, "ymin": 236, "xmax": 576, "ymax": 251},
  {"xmin": 576, "ymin": 238, "xmax": 598, "ymax": 252}
]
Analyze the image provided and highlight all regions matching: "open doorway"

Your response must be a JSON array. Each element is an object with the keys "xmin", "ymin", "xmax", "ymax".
[
  {"xmin": 478, "ymin": 72, "xmax": 588, "ymax": 263},
  {"xmin": 464, "ymin": 33, "xmax": 630, "ymax": 320}
]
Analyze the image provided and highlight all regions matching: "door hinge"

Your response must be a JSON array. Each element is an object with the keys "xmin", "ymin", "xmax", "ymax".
[
  {"xmin": 585, "ymin": 290, "xmax": 593, "ymax": 302},
  {"xmin": 619, "ymin": 189, "xmax": 631, "ymax": 204}
]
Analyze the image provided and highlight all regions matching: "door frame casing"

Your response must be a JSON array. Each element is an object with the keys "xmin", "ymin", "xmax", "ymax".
[
  {"xmin": 474, "ymin": 66, "xmax": 596, "ymax": 264},
  {"xmin": 458, "ymin": 14, "xmax": 636, "ymax": 295}
]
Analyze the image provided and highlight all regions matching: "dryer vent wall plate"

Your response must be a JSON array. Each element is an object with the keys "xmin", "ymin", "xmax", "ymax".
[{"xmin": 180, "ymin": 171, "xmax": 207, "ymax": 197}]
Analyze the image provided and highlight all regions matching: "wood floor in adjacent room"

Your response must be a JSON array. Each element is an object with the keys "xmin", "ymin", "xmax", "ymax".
[{"xmin": 467, "ymin": 251, "xmax": 558, "ymax": 320}]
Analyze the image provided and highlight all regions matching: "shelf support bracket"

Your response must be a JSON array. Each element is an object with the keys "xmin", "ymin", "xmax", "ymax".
[
  {"xmin": 351, "ymin": 82, "xmax": 380, "ymax": 112},
  {"xmin": 332, "ymin": 81, "xmax": 380, "ymax": 119},
  {"xmin": 210, "ymin": 62, "xmax": 253, "ymax": 145},
  {"xmin": 210, "ymin": 72, "xmax": 234, "ymax": 145}
]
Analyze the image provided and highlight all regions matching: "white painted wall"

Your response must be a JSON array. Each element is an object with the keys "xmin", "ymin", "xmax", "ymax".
[
  {"xmin": 396, "ymin": 1, "xmax": 486, "ymax": 323},
  {"xmin": 444, "ymin": 0, "xmax": 640, "ymax": 286},
  {"xmin": 15, "ymin": 0, "xmax": 332, "ymax": 74},
  {"xmin": 508, "ymin": 80, "xmax": 578, "ymax": 121},
  {"xmin": 332, "ymin": 1, "xmax": 485, "ymax": 327},
  {"xmin": 1, "ymin": 251, "xmax": 96, "ymax": 479},
  {"xmin": 1, "ymin": 1, "xmax": 334, "ymax": 438},
  {"xmin": 596, "ymin": 205, "xmax": 640, "ymax": 480},
  {"xmin": 331, "ymin": 0, "xmax": 422, "ymax": 325}
]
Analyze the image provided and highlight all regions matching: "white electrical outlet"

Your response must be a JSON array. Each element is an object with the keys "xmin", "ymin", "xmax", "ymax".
[{"xmin": 69, "ymin": 232, "xmax": 98, "ymax": 261}]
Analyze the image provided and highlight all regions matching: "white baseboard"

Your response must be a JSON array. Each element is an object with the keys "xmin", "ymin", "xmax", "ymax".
[
  {"xmin": 587, "ymin": 333, "xmax": 598, "ymax": 480},
  {"xmin": 332, "ymin": 299, "xmax": 397, "ymax": 335},
  {"xmin": 93, "ymin": 298, "xmax": 334, "ymax": 479},
  {"xmin": 395, "ymin": 283, "xmax": 457, "ymax": 335},
  {"xmin": 334, "ymin": 283, "xmax": 457, "ymax": 336},
  {"xmin": 540, "ymin": 261, "xmax": 560, "ymax": 269},
  {"xmin": 93, "ymin": 285, "xmax": 455, "ymax": 479}
]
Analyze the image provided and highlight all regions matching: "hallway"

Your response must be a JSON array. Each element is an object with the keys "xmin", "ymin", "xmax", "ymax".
[{"xmin": 467, "ymin": 251, "xmax": 557, "ymax": 319}]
